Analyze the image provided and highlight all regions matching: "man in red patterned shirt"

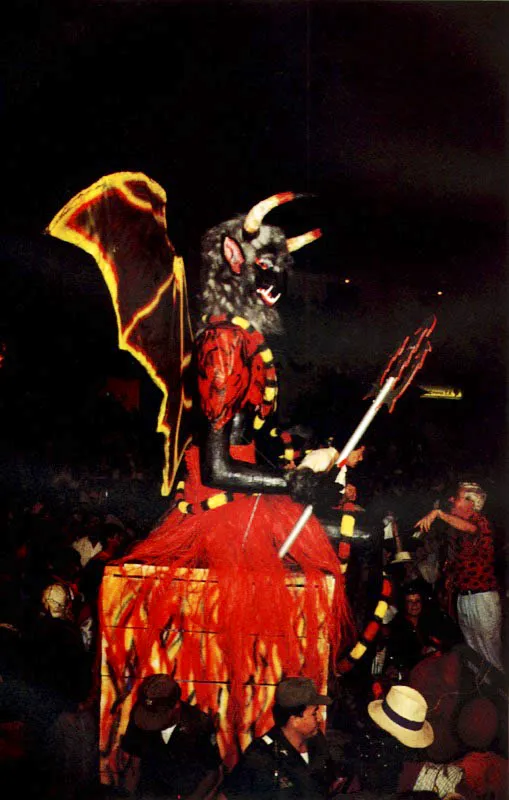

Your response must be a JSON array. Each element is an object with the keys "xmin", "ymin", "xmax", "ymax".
[{"xmin": 415, "ymin": 482, "xmax": 504, "ymax": 672}]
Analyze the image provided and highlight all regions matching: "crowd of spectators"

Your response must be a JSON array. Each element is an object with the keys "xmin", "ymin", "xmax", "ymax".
[
  {"xmin": 0, "ymin": 396, "xmax": 169, "ymax": 798},
  {"xmin": 0, "ymin": 392, "xmax": 506, "ymax": 799}
]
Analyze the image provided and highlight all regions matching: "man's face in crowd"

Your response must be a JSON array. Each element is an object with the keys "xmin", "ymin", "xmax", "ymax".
[
  {"xmin": 346, "ymin": 445, "xmax": 365, "ymax": 469},
  {"xmin": 450, "ymin": 488, "xmax": 476, "ymax": 520},
  {"xmin": 293, "ymin": 705, "xmax": 322, "ymax": 740},
  {"xmin": 404, "ymin": 593, "xmax": 422, "ymax": 619},
  {"xmin": 162, "ymin": 701, "xmax": 181, "ymax": 729}
]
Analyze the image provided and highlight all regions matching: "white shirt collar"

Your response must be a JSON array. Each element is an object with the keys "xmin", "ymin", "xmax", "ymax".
[{"xmin": 161, "ymin": 724, "xmax": 177, "ymax": 744}]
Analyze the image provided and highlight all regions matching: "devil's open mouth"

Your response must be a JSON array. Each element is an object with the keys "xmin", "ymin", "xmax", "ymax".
[{"xmin": 256, "ymin": 285, "xmax": 281, "ymax": 307}]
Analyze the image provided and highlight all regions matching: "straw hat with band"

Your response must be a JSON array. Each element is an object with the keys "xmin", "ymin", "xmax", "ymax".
[{"xmin": 368, "ymin": 685, "xmax": 434, "ymax": 748}]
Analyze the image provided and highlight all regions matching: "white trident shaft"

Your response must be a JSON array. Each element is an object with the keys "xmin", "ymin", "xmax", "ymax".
[{"xmin": 278, "ymin": 376, "xmax": 396, "ymax": 560}]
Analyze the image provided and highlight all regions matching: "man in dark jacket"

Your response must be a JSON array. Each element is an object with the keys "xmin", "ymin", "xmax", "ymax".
[
  {"xmin": 220, "ymin": 677, "xmax": 341, "ymax": 799},
  {"xmin": 120, "ymin": 674, "xmax": 222, "ymax": 799}
]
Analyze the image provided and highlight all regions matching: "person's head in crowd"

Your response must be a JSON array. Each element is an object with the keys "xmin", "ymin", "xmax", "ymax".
[
  {"xmin": 397, "ymin": 578, "xmax": 428, "ymax": 611},
  {"xmin": 368, "ymin": 685, "xmax": 434, "ymax": 750},
  {"xmin": 86, "ymin": 512, "xmax": 103, "ymax": 537},
  {"xmin": 64, "ymin": 513, "xmax": 85, "ymax": 544},
  {"xmin": 79, "ymin": 478, "xmax": 109, "ymax": 514},
  {"xmin": 404, "ymin": 589, "xmax": 423, "ymax": 623},
  {"xmin": 385, "ymin": 558, "xmax": 420, "ymax": 591},
  {"xmin": 430, "ymin": 467, "xmax": 448, "ymax": 496},
  {"xmin": 350, "ymin": 686, "xmax": 433, "ymax": 795},
  {"xmin": 450, "ymin": 481, "xmax": 486, "ymax": 519},
  {"xmin": 41, "ymin": 582, "xmax": 74, "ymax": 621},
  {"xmin": 96, "ymin": 515, "xmax": 126, "ymax": 560},
  {"xmin": 353, "ymin": 685, "xmax": 434, "ymax": 795},
  {"xmin": 401, "ymin": 575, "xmax": 432, "ymax": 602},
  {"xmin": 48, "ymin": 546, "xmax": 81, "ymax": 584},
  {"xmin": 272, "ymin": 677, "xmax": 331, "ymax": 746},
  {"xmin": 456, "ymin": 697, "xmax": 500, "ymax": 751},
  {"xmin": 344, "ymin": 445, "xmax": 366, "ymax": 469},
  {"xmin": 132, "ymin": 674, "xmax": 182, "ymax": 731}
]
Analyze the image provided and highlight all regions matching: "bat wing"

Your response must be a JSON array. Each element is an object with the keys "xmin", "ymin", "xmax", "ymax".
[{"xmin": 47, "ymin": 172, "xmax": 193, "ymax": 496}]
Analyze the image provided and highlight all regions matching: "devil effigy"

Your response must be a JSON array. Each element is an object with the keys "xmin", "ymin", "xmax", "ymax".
[{"xmin": 47, "ymin": 173, "xmax": 434, "ymax": 777}]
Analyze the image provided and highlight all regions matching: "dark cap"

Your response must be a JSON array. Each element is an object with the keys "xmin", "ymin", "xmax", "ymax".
[
  {"xmin": 132, "ymin": 674, "xmax": 182, "ymax": 731},
  {"xmin": 275, "ymin": 677, "xmax": 332, "ymax": 708}
]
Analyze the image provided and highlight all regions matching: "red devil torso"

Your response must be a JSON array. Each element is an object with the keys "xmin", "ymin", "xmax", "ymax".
[{"xmin": 196, "ymin": 315, "xmax": 277, "ymax": 432}]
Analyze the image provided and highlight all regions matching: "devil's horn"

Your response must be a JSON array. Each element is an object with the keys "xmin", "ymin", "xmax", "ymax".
[
  {"xmin": 287, "ymin": 228, "xmax": 322, "ymax": 252},
  {"xmin": 243, "ymin": 192, "xmax": 297, "ymax": 235}
]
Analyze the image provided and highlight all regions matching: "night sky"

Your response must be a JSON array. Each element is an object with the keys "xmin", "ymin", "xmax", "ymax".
[{"xmin": 1, "ymin": 1, "xmax": 508, "ymax": 480}]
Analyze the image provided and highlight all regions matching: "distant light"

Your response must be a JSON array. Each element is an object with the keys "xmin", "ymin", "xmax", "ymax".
[
  {"xmin": 420, "ymin": 385, "xmax": 462, "ymax": 400},
  {"xmin": 437, "ymin": 290, "xmax": 443, "ymax": 296},
  {"xmin": 344, "ymin": 278, "xmax": 350, "ymax": 284}
]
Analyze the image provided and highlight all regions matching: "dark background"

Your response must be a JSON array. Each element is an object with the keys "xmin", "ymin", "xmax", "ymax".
[{"xmin": 0, "ymin": 1, "xmax": 507, "ymax": 515}]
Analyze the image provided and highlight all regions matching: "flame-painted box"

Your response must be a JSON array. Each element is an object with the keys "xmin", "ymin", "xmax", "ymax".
[{"xmin": 99, "ymin": 563, "xmax": 334, "ymax": 787}]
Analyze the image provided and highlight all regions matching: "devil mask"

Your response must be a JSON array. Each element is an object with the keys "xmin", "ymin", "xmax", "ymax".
[{"xmin": 200, "ymin": 192, "xmax": 321, "ymax": 334}]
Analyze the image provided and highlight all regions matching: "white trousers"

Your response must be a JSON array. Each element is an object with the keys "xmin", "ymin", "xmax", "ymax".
[{"xmin": 456, "ymin": 590, "xmax": 504, "ymax": 672}]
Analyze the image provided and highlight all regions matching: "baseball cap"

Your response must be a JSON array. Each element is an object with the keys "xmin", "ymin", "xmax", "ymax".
[{"xmin": 275, "ymin": 677, "xmax": 332, "ymax": 708}]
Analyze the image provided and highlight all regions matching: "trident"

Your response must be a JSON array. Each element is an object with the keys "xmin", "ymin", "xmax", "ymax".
[{"xmin": 278, "ymin": 315, "xmax": 437, "ymax": 559}]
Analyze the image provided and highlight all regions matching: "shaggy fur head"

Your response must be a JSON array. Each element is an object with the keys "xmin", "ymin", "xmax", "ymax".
[{"xmin": 199, "ymin": 214, "xmax": 294, "ymax": 335}]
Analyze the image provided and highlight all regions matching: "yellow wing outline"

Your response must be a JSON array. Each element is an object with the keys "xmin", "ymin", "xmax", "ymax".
[{"xmin": 47, "ymin": 172, "xmax": 193, "ymax": 495}]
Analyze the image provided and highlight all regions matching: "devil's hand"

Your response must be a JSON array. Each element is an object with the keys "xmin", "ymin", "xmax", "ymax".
[{"xmin": 287, "ymin": 468, "xmax": 341, "ymax": 507}]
